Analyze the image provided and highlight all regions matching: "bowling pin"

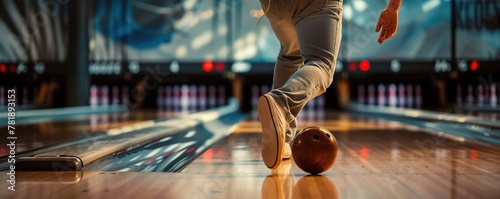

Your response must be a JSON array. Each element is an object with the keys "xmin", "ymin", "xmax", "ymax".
[
  {"xmin": 378, "ymin": 84, "xmax": 386, "ymax": 106},
  {"xmin": 208, "ymin": 85, "xmax": 216, "ymax": 108},
  {"xmin": 484, "ymin": 85, "xmax": 490, "ymax": 106},
  {"xmin": 112, "ymin": 85, "xmax": 120, "ymax": 105},
  {"xmin": 407, "ymin": 84, "xmax": 414, "ymax": 108},
  {"xmin": 122, "ymin": 86, "xmax": 129, "ymax": 105},
  {"xmin": 466, "ymin": 84, "xmax": 474, "ymax": 106},
  {"xmin": 165, "ymin": 85, "xmax": 172, "ymax": 111},
  {"xmin": 317, "ymin": 94, "xmax": 325, "ymax": 120},
  {"xmin": 157, "ymin": 85, "xmax": 164, "ymax": 109},
  {"xmin": 100, "ymin": 85, "xmax": 109, "ymax": 106},
  {"xmin": 173, "ymin": 85, "xmax": 180, "ymax": 112},
  {"xmin": 477, "ymin": 85, "xmax": 484, "ymax": 107},
  {"xmin": 398, "ymin": 84, "xmax": 405, "ymax": 107},
  {"xmin": 368, "ymin": 84, "xmax": 375, "ymax": 105},
  {"xmin": 189, "ymin": 85, "xmax": 198, "ymax": 111},
  {"xmin": 199, "ymin": 85, "xmax": 207, "ymax": 110},
  {"xmin": 156, "ymin": 86, "xmax": 165, "ymax": 117},
  {"xmin": 181, "ymin": 84, "xmax": 189, "ymax": 112},
  {"xmin": 491, "ymin": 84, "xmax": 497, "ymax": 107},
  {"xmin": 388, "ymin": 83, "xmax": 397, "ymax": 107},
  {"xmin": 358, "ymin": 85, "xmax": 365, "ymax": 104},
  {"xmin": 415, "ymin": 85, "xmax": 422, "ymax": 109},
  {"xmin": 90, "ymin": 85, "xmax": 98, "ymax": 107}
]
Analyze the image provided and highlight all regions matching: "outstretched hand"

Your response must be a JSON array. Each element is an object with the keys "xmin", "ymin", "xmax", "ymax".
[{"xmin": 376, "ymin": 8, "xmax": 399, "ymax": 44}]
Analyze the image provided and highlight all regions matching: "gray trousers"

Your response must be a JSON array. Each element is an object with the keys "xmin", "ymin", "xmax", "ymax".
[{"xmin": 259, "ymin": 0, "xmax": 343, "ymax": 142}]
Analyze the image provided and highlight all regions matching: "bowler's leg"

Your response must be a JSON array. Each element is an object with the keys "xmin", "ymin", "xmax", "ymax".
[
  {"xmin": 270, "ymin": 1, "xmax": 343, "ymax": 121},
  {"xmin": 266, "ymin": 8, "xmax": 303, "ymax": 143}
]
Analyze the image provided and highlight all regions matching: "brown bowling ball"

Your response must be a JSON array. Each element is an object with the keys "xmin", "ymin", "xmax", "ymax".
[{"xmin": 291, "ymin": 126, "xmax": 338, "ymax": 174}]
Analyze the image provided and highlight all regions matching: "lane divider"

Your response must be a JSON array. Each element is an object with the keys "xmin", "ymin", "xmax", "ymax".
[
  {"xmin": 349, "ymin": 103, "xmax": 500, "ymax": 129},
  {"xmin": 349, "ymin": 103, "xmax": 500, "ymax": 145},
  {"xmin": 0, "ymin": 105, "xmax": 127, "ymax": 125},
  {"xmin": 12, "ymin": 98, "xmax": 241, "ymax": 171}
]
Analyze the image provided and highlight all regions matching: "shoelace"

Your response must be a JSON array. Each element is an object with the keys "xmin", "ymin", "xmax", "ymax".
[{"xmin": 256, "ymin": 0, "xmax": 271, "ymax": 26}]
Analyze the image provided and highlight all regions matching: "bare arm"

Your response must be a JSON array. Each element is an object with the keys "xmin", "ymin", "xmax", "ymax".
[{"xmin": 376, "ymin": 0, "xmax": 402, "ymax": 44}]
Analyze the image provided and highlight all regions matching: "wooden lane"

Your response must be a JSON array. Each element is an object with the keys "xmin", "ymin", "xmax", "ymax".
[
  {"xmin": 184, "ymin": 112, "xmax": 500, "ymax": 198},
  {"xmin": 2, "ymin": 112, "xmax": 500, "ymax": 198},
  {"xmin": 3, "ymin": 171, "xmax": 499, "ymax": 198}
]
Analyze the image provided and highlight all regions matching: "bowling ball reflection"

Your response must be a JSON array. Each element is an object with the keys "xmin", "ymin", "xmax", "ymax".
[
  {"xmin": 291, "ymin": 126, "xmax": 338, "ymax": 174},
  {"xmin": 293, "ymin": 175, "xmax": 338, "ymax": 199},
  {"xmin": 261, "ymin": 172, "xmax": 338, "ymax": 199}
]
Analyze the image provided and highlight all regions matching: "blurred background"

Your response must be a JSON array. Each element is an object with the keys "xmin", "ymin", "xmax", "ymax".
[
  {"xmin": 0, "ymin": 1, "xmax": 499, "ymax": 196},
  {"xmin": 0, "ymin": 0, "xmax": 499, "ymax": 113}
]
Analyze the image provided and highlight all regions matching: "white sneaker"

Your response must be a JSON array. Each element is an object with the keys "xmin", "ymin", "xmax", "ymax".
[
  {"xmin": 258, "ymin": 94, "xmax": 287, "ymax": 169},
  {"xmin": 282, "ymin": 143, "xmax": 291, "ymax": 159}
]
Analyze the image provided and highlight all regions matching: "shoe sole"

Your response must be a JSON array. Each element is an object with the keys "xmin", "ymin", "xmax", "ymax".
[{"xmin": 258, "ymin": 95, "xmax": 284, "ymax": 169}]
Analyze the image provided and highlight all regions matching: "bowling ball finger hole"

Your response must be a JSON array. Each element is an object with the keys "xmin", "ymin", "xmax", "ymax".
[
  {"xmin": 314, "ymin": 135, "xmax": 320, "ymax": 141},
  {"xmin": 326, "ymin": 133, "xmax": 331, "ymax": 138}
]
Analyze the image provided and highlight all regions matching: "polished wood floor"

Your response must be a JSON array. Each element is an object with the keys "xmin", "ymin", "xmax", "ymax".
[{"xmin": 2, "ymin": 112, "xmax": 500, "ymax": 199}]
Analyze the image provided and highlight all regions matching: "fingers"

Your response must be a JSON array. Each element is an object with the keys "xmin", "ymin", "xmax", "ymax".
[
  {"xmin": 378, "ymin": 29, "xmax": 390, "ymax": 44},
  {"xmin": 376, "ymin": 14, "xmax": 386, "ymax": 43},
  {"xmin": 391, "ymin": 27, "xmax": 397, "ymax": 36},
  {"xmin": 385, "ymin": 27, "xmax": 396, "ymax": 39},
  {"xmin": 388, "ymin": 28, "xmax": 396, "ymax": 38},
  {"xmin": 376, "ymin": 9, "xmax": 399, "ymax": 44},
  {"xmin": 376, "ymin": 18, "xmax": 383, "ymax": 32},
  {"xmin": 378, "ymin": 27, "xmax": 397, "ymax": 44},
  {"xmin": 378, "ymin": 32, "xmax": 386, "ymax": 44},
  {"xmin": 378, "ymin": 28, "xmax": 387, "ymax": 44},
  {"xmin": 376, "ymin": 10, "xmax": 388, "ymax": 33}
]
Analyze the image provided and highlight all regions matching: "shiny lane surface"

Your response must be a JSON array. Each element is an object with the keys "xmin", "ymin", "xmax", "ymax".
[
  {"xmin": 0, "ymin": 110, "xmax": 186, "ymax": 157},
  {"xmin": 2, "ymin": 112, "xmax": 499, "ymax": 198}
]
